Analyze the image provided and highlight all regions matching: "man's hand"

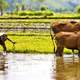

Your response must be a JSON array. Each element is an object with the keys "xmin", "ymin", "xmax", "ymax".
[{"xmin": 13, "ymin": 41, "xmax": 16, "ymax": 44}]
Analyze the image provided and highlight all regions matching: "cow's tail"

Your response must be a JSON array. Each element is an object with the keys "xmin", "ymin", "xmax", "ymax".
[{"xmin": 50, "ymin": 25, "xmax": 56, "ymax": 53}]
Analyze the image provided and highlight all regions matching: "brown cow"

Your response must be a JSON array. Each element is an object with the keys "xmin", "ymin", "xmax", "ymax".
[
  {"xmin": 50, "ymin": 20, "xmax": 80, "ymax": 53},
  {"xmin": 55, "ymin": 31, "xmax": 80, "ymax": 57},
  {"xmin": 51, "ymin": 20, "xmax": 80, "ymax": 34}
]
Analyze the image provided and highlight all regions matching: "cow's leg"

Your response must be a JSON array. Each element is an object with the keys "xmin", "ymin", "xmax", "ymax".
[
  {"xmin": 78, "ymin": 50, "xmax": 80, "ymax": 58},
  {"xmin": 72, "ymin": 49, "xmax": 75, "ymax": 63},
  {"xmin": 72, "ymin": 49, "xmax": 75, "ymax": 57},
  {"xmin": 56, "ymin": 44, "xmax": 64, "ymax": 57},
  {"xmin": 55, "ymin": 38, "xmax": 64, "ymax": 57}
]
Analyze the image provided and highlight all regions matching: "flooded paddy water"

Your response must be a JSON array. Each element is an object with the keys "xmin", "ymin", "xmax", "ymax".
[{"xmin": 0, "ymin": 53, "xmax": 80, "ymax": 80}]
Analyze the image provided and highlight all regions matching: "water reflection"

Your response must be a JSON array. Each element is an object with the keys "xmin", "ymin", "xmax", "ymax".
[
  {"xmin": 0, "ymin": 53, "xmax": 8, "ymax": 80},
  {"xmin": 6, "ymin": 54, "xmax": 54, "ymax": 80},
  {"xmin": 55, "ymin": 55, "xmax": 80, "ymax": 80},
  {"xmin": 0, "ymin": 53, "xmax": 80, "ymax": 80},
  {"xmin": 0, "ymin": 53, "xmax": 7, "ymax": 71}
]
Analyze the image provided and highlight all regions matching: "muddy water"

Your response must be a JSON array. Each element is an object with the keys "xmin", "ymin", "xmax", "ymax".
[
  {"xmin": 55, "ymin": 55, "xmax": 80, "ymax": 80},
  {"xmin": 0, "ymin": 53, "xmax": 80, "ymax": 80},
  {"xmin": 0, "ymin": 53, "xmax": 55, "ymax": 80}
]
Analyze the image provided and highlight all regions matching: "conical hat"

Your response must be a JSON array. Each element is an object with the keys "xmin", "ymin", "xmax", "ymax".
[{"xmin": 0, "ymin": 32, "xmax": 6, "ymax": 36}]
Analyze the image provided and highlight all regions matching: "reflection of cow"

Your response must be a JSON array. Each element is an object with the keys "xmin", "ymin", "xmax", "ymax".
[
  {"xmin": 55, "ymin": 32, "xmax": 80, "ymax": 57},
  {"xmin": 0, "ymin": 33, "xmax": 15, "ymax": 52}
]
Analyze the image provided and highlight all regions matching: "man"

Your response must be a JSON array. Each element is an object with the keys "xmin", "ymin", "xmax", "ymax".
[{"xmin": 0, "ymin": 32, "xmax": 15, "ymax": 52}]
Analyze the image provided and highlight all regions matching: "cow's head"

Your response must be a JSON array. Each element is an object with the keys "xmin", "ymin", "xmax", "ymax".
[{"xmin": 51, "ymin": 21, "xmax": 66, "ymax": 33}]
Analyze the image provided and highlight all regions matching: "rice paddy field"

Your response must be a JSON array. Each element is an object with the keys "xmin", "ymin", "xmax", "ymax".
[{"xmin": 0, "ymin": 19, "xmax": 77, "ymax": 54}]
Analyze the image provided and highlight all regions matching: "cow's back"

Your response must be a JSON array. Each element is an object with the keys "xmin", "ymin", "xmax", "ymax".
[
  {"xmin": 51, "ymin": 21, "xmax": 80, "ymax": 33},
  {"xmin": 55, "ymin": 32, "xmax": 78, "ymax": 49}
]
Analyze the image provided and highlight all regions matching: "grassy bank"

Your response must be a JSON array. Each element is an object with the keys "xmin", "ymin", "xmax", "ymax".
[
  {"xmin": 5, "ymin": 34, "xmax": 54, "ymax": 53},
  {"xmin": 0, "ymin": 17, "xmax": 78, "ymax": 54},
  {"xmin": 2, "ymin": 13, "xmax": 80, "ymax": 19},
  {"xmin": 0, "ymin": 32, "xmax": 73, "ymax": 54},
  {"xmin": 0, "ymin": 11, "xmax": 80, "ymax": 19}
]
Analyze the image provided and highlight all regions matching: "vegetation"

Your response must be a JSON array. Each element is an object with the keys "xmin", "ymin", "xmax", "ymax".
[
  {"xmin": 0, "ymin": 31, "xmax": 73, "ymax": 54},
  {"xmin": 0, "ymin": 0, "xmax": 79, "ymax": 54},
  {"xmin": 0, "ymin": 0, "xmax": 79, "ymax": 19},
  {"xmin": 76, "ymin": 5, "xmax": 80, "ymax": 13},
  {"xmin": 0, "ymin": 12, "xmax": 80, "ymax": 19},
  {"xmin": 0, "ymin": 18, "xmax": 78, "ymax": 54},
  {"xmin": 0, "ymin": 0, "xmax": 80, "ymax": 17},
  {"xmin": 0, "ymin": 10, "xmax": 79, "ymax": 54},
  {"xmin": 17, "ymin": 10, "xmax": 54, "ymax": 17},
  {"xmin": 40, "ymin": 5, "xmax": 48, "ymax": 11},
  {"xmin": 0, "ymin": 0, "xmax": 9, "ymax": 16},
  {"xmin": 0, "ymin": 32, "xmax": 53, "ymax": 53}
]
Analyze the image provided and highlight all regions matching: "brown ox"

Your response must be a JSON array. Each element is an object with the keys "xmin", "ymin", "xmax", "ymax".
[
  {"xmin": 55, "ymin": 31, "xmax": 80, "ymax": 57},
  {"xmin": 51, "ymin": 20, "xmax": 80, "ymax": 34},
  {"xmin": 50, "ymin": 20, "xmax": 80, "ymax": 53}
]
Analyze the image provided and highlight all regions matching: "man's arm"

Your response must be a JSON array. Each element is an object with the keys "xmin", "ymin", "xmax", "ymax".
[{"xmin": 7, "ymin": 38, "xmax": 15, "ymax": 44}]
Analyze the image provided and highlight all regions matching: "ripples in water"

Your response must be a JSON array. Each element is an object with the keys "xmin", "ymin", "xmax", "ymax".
[{"xmin": 0, "ymin": 53, "xmax": 80, "ymax": 80}]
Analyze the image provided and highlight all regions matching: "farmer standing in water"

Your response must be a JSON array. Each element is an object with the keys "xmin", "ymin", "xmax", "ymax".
[{"xmin": 0, "ymin": 32, "xmax": 15, "ymax": 55}]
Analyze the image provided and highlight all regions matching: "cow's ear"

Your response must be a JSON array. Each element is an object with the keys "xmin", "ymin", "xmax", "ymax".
[
  {"xmin": 59, "ymin": 22, "xmax": 66, "ymax": 25},
  {"xmin": 51, "ymin": 21, "xmax": 60, "ymax": 27}
]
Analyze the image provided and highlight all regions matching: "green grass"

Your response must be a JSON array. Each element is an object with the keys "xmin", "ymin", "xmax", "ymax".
[
  {"xmin": 1, "ymin": 12, "xmax": 80, "ymax": 20},
  {"xmin": 0, "ymin": 32, "xmax": 54, "ymax": 53},
  {"xmin": 0, "ymin": 32, "xmax": 75, "ymax": 54},
  {"xmin": 8, "ymin": 35, "xmax": 54, "ymax": 53},
  {"xmin": 0, "ymin": 18, "xmax": 53, "ymax": 23},
  {"xmin": 0, "ymin": 17, "xmax": 79, "ymax": 54}
]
